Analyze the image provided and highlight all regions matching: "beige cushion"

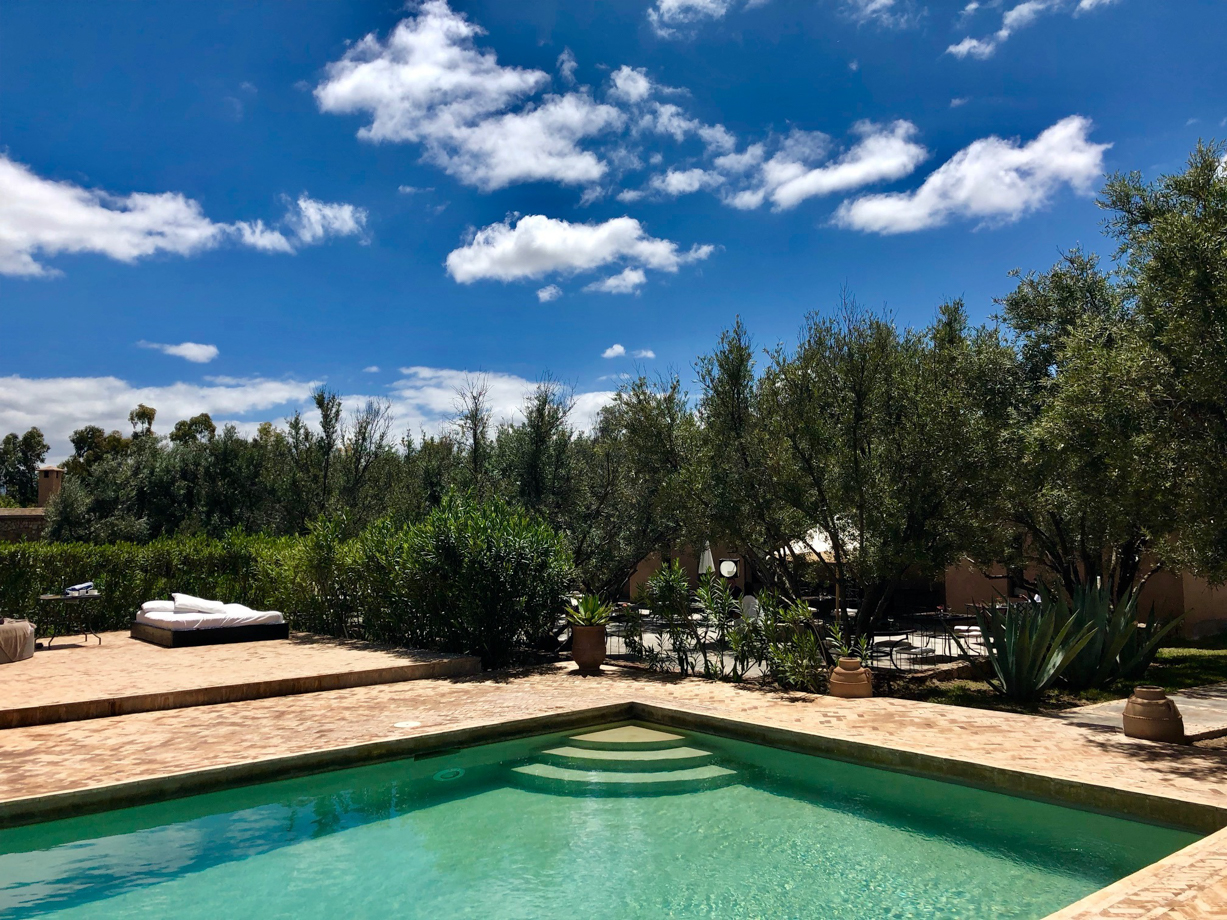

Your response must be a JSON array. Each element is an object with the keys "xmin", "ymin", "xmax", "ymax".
[{"xmin": 0, "ymin": 619, "xmax": 35, "ymax": 663}]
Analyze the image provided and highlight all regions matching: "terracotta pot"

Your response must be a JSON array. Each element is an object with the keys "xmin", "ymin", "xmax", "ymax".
[
  {"xmin": 572, "ymin": 625, "xmax": 607, "ymax": 673},
  {"xmin": 829, "ymin": 656, "xmax": 873, "ymax": 698},
  {"xmin": 1122, "ymin": 685, "xmax": 1185, "ymax": 744}
]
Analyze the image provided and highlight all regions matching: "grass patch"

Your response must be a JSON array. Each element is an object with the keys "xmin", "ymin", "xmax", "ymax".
[{"xmin": 888, "ymin": 632, "xmax": 1227, "ymax": 714}]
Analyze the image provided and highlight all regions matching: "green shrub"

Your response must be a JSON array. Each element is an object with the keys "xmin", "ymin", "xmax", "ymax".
[
  {"xmin": 1054, "ymin": 584, "xmax": 1184, "ymax": 690},
  {"xmin": 963, "ymin": 594, "xmax": 1096, "ymax": 702},
  {"xmin": 755, "ymin": 593, "xmax": 827, "ymax": 693},
  {"xmin": 0, "ymin": 498, "xmax": 573, "ymax": 667},
  {"xmin": 394, "ymin": 494, "xmax": 574, "ymax": 667},
  {"xmin": 637, "ymin": 560, "xmax": 699, "ymax": 675},
  {"xmin": 0, "ymin": 533, "xmax": 291, "ymax": 635},
  {"xmin": 567, "ymin": 594, "xmax": 612, "ymax": 627}
]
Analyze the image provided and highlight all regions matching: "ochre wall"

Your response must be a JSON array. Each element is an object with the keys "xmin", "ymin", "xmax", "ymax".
[
  {"xmin": 1181, "ymin": 573, "xmax": 1227, "ymax": 638},
  {"xmin": 626, "ymin": 545, "xmax": 746, "ymax": 599},
  {"xmin": 944, "ymin": 559, "xmax": 1012, "ymax": 612}
]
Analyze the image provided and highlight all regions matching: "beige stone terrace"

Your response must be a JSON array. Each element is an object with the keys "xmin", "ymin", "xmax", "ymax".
[
  {"xmin": 3, "ymin": 661, "xmax": 1226, "ymax": 919},
  {"xmin": 1, "ymin": 631, "xmax": 478, "ymax": 728}
]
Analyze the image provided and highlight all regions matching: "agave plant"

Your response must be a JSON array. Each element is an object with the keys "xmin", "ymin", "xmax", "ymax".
[
  {"xmin": 961, "ymin": 596, "xmax": 1096, "ymax": 703},
  {"xmin": 1054, "ymin": 583, "xmax": 1184, "ymax": 691},
  {"xmin": 567, "ymin": 593, "xmax": 612, "ymax": 627}
]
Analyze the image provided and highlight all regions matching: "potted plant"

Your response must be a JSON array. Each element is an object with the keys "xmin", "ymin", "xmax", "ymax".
[
  {"xmin": 826, "ymin": 620, "xmax": 873, "ymax": 698},
  {"xmin": 568, "ymin": 594, "xmax": 612, "ymax": 673}
]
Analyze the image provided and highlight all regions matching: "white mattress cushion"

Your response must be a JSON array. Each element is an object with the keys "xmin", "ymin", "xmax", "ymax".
[
  {"xmin": 140, "ymin": 600, "xmax": 175, "ymax": 614},
  {"xmin": 135, "ymin": 608, "xmax": 286, "ymax": 631},
  {"xmin": 172, "ymin": 593, "xmax": 228, "ymax": 616}
]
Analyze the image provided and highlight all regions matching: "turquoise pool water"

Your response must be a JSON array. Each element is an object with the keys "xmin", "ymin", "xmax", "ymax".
[{"xmin": 0, "ymin": 723, "xmax": 1198, "ymax": 919}]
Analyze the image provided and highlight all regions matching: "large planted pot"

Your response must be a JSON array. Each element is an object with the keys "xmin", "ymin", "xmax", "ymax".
[
  {"xmin": 572, "ymin": 625, "xmax": 607, "ymax": 673},
  {"xmin": 1122, "ymin": 685, "xmax": 1185, "ymax": 744},
  {"xmin": 829, "ymin": 656, "xmax": 873, "ymax": 699}
]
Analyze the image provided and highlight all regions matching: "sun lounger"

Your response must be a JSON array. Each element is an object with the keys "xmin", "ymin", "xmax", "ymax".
[{"xmin": 129, "ymin": 596, "xmax": 288, "ymax": 648}]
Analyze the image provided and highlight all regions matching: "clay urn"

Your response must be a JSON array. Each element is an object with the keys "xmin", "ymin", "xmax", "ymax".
[
  {"xmin": 829, "ymin": 656, "xmax": 873, "ymax": 698},
  {"xmin": 1122, "ymin": 685, "xmax": 1185, "ymax": 744},
  {"xmin": 572, "ymin": 625, "xmax": 607, "ymax": 673}
]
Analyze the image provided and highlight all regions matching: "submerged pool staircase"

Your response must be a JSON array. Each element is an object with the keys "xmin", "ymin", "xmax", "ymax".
[{"xmin": 511, "ymin": 725, "xmax": 737, "ymax": 795}]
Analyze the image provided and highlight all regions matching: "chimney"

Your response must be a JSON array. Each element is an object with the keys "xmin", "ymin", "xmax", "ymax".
[{"xmin": 37, "ymin": 466, "xmax": 64, "ymax": 507}]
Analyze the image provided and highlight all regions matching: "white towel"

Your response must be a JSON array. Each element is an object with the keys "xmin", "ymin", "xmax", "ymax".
[
  {"xmin": 172, "ymin": 593, "xmax": 228, "ymax": 616},
  {"xmin": 140, "ymin": 600, "xmax": 175, "ymax": 614}
]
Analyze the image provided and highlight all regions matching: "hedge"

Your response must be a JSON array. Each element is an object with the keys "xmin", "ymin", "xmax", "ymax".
[{"xmin": 0, "ymin": 497, "xmax": 574, "ymax": 667}]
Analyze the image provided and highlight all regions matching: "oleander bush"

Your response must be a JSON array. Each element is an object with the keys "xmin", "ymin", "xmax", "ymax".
[
  {"xmin": 392, "ymin": 493, "xmax": 574, "ymax": 667},
  {"xmin": 0, "ymin": 494, "xmax": 574, "ymax": 667}
]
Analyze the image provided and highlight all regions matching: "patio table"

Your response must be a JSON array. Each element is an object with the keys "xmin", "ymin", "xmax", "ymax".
[{"xmin": 38, "ymin": 592, "xmax": 105, "ymax": 646}]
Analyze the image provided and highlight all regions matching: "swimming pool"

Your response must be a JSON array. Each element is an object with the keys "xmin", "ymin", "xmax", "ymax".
[{"xmin": 0, "ymin": 722, "xmax": 1199, "ymax": 919}]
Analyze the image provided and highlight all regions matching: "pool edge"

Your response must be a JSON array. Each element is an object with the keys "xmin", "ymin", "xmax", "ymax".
[
  {"xmin": 4, "ymin": 698, "xmax": 1224, "ymax": 835},
  {"xmin": 3, "ymin": 697, "xmax": 1224, "ymax": 919},
  {"xmin": 630, "ymin": 701, "xmax": 1227, "ymax": 835},
  {"xmin": 0, "ymin": 702, "xmax": 634, "ymax": 829}
]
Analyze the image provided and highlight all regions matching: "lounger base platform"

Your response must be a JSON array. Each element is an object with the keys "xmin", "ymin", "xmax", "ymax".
[{"xmin": 130, "ymin": 621, "xmax": 290, "ymax": 648}]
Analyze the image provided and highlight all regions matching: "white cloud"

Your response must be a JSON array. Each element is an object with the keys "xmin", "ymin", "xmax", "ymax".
[
  {"xmin": 137, "ymin": 341, "xmax": 220, "ymax": 364},
  {"xmin": 633, "ymin": 348, "xmax": 657, "ymax": 359},
  {"xmin": 842, "ymin": 0, "xmax": 918, "ymax": 28},
  {"xmin": 441, "ymin": 94, "xmax": 622, "ymax": 189},
  {"xmin": 536, "ymin": 284, "xmax": 563, "ymax": 302},
  {"xmin": 314, "ymin": 0, "xmax": 620, "ymax": 191},
  {"xmin": 951, "ymin": 97, "xmax": 970, "ymax": 108},
  {"xmin": 713, "ymin": 144, "xmax": 766, "ymax": 175},
  {"xmin": 557, "ymin": 48, "xmax": 578, "ymax": 84},
  {"xmin": 649, "ymin": 168, "xmax": 725, "ymax": 196},
  {"xmin": 640, "ymin": 103, "xmax": 736, "ymax": 154},
  {"xmin": 363, "ymin": 366, "xmax": 381, "ymax": 373},
  {"xmin": 3, "ymin": 367, "xmax": 619, "ymax": 458},
  {"xmin": 0, "ymin": 374, "xmax": 319, "ymax": 457},
  {"xmin": 0, "ymin": 155, "xmax": 365, "ymax": 277},
  {"xmin": 947, "ymin": 0, "xmax": 1118, "ymax": 60},
  {"xmin": 287, "ymin": 196, "xmax": 366, "ymax": 244},
  {"xmin": 230, "ymin": 195, "xmax": 368, "ymax": 253},
  {"xmin": 648, "ymin": 0, "xmax": 735, "ymax": 37},
  {"xmin": 444, "ymin": 214, "xmax": 713, "ymax": 285},
  {"xmin": 722, "ymin": 121, "xmax": 927, "ymax": 211},
  {"xmin": 585, "ymin": 268, "xmax": 647, "ymax": 294},
  {"xmin": 0, "ymin": 156, "xmax": 227, "ymax": 277},
  {"xmin": 609, "ymin": 66, "xmax": 653, "ymax": 104},
  {"xmin": 232, "ymin": 220, "xmax": 296, "ymax": 254},
  {"xmin": 390, "ymin": 367, "xmax": 614, "ymax": 433},
  {"xmin": 835, "ymin": 115, "xmax": 1109, "ymax": 233},
  {"xmin": 602, "ymin": 344, "xmax": 627, "ymax": 358}
]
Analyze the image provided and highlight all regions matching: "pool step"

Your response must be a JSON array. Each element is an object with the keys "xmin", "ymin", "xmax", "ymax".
[
  {"xmin": 540, "ymin": 744, "xmax": 716, "ymax": 771},
  {"xmin": 567, "ymin": 726, "xmax": 687, "ymax": 751},
  {"xmin": 512, "ymin": 762, "xmax": 736, "ymax": 794},
  {"xmin": 513, "ymin": 725, "xmax": 737, "ymax": 795}
]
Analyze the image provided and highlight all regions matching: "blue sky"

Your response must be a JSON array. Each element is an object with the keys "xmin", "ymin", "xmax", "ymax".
[{"xmin": 2, "ymin": 0, "xmax": 1224, "ymax": 455}]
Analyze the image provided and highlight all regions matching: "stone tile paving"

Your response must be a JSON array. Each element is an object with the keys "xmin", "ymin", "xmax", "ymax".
[
  {"xmin": 6, "ymin": 631, "xmax": 474, "ymax": 712},
  {"xmin": 2, "ymin": 662, "xmax": 1226, "ymax": 919},
  {"xmin": 1053, "ymin": 683, "xmax": 1227, "ymax": 742}
]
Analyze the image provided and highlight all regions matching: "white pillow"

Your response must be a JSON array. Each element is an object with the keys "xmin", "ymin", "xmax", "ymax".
[
  {"xmin": 140, "ymin": 600, "xmax": 175, "ymax": 614},
  {"xmin": 222, "ymin": 603, "xmax": 255, "ymax": 616},
  {"xmin": 172, "ymin": 593, "xmax": 228, "ymax": 616}
]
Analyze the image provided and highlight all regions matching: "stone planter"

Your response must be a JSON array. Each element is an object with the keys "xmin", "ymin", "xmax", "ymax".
[
  {"xmin": 1122, "ymin": 685, "xmax": 1185, "ymax": 744},
  {"xmin": 571, "ymin": 625, "xmax": 607, "ymax": 673},
  {"xmin": 829, "ymin": 656, "xmax": 872, "ymax": 698}
]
